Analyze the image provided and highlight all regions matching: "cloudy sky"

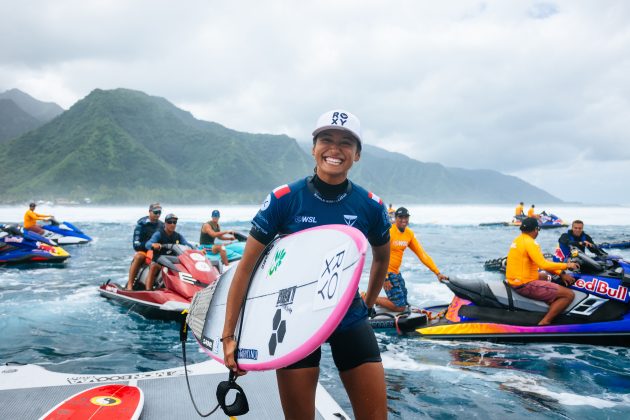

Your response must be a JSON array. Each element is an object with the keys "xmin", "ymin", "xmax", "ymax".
[{"xmin": 2, "ymin": 1, "xmax": 629, "ymax": 204}]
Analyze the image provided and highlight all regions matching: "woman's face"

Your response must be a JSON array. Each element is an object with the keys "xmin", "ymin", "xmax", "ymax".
[{"xmin": 312, "ymin": 130, "xmax": 360, "ymax": 184}]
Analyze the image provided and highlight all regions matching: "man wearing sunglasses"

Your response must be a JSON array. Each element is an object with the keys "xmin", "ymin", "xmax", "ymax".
[
  {"xmin": 144, "ymin": 213, "xmax": 193, "ymax": 290},
  {"xmin": 505, "ymin": 217, "xmax": 579, "ymax": 325},
  {"xmin": 126, "ymin": 203, "xmax": 164, "ymax": 290}
]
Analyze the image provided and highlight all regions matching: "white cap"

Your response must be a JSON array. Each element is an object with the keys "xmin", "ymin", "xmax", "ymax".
[{"xmin": 312, "ymin": 109, "xmax": 362, "ymax": 146}]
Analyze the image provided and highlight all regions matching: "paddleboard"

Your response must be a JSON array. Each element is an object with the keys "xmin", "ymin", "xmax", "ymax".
[
  {"xmin": 39, "ymin": 384, "xmax": 143, "ymax": 420},
  {"xmin": 187, "ymin": 224, "xmax": 368, "ymax": 371}
]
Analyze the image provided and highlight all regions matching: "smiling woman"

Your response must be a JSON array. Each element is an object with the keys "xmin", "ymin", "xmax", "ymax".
[{"xmin": 221, "ymin": 109, "xmax": 392, "ymax": 420}]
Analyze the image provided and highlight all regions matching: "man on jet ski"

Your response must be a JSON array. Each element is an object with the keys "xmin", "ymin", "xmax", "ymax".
[
  {"xmin": 144, "ymin": 213, "xmax": 193, "ymax": 290},
  {"xmin": 514, "ymin": 201, "xmax": 525, "ymax": 221},
  {"xmin": 371, "ymin": 207, "xmax": 448, "ymax": 312},
  {"xmin": 506, "ymin": 217, "xmax": 580, "ymax": 326},
  {"xmin": 126, "ymin": 203, "xmax": 164, "ymax": 290},
  {"xmin": 199, "ymin": 209, "xmax": 234, "ymax": 266},
  {"xmin": 557, "ymin": 220, "xmax": 605, "ymax": 260},
  {"xmin": 23, "ymin": 203, "xmax": 53, "ymax": 235}
]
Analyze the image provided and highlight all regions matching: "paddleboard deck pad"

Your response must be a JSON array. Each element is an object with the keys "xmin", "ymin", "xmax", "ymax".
[
  {"xmin": 0, "ymin": 361, "xmax": 348, "ymax": 419},
  {"xmin": 40, "ymin": 384, "xmax": 143, "ymax": 420},
  {"xmin": 188, "ymin": 224, "xmax": 368, "ymax": 371}
]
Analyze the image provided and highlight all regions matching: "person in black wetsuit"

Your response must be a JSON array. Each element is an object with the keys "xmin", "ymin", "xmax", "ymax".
[
  {"xmin": 558, "ymin": 220, "xmax": 604, "ymax": 259},
  {"xmin": 126, "ymin": 203, "xmax": 163, "ymax": 290},
  {"xmin": 144, "ymin": 213, "xmax": 193, "ymax": 290}
]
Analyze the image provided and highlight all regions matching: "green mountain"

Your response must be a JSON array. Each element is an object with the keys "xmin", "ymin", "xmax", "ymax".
[
  {"xmin": 0, "ymin": 88, "xmax": 311, "ymax": 203},
  {"xmin": 0, "ymin": 99, "xmax": 42, "ymax": 142},
  {"xmin": 0, "ymin": 87, "xmax": 560, "ymax": 204},
  {"xmin": 0, "ymin": 89, "xmax": 64, "ymax": 122},
  {"xmin": 299, "ymin": 144, "xmax": 561, "ymax": 204}
]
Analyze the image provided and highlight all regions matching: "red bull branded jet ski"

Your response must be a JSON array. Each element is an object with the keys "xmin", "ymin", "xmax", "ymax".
[
  {"xmin": 0, "ymin": 224, "xmax": 70, "ymax": 264},
  {"xmin": 415, "ymin": 248, "xmax": 630, "ymax": 345}
]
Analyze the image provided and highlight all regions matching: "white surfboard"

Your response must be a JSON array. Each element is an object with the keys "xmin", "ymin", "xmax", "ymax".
[{"xmin": 187, "ymin": 224, "xmax": 368, "ymax": 371}]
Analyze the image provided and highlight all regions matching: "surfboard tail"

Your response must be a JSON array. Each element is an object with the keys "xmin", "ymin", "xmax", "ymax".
[{"xmin": 187, "ymin": 285, "xmax": 215, "ymax": 340}]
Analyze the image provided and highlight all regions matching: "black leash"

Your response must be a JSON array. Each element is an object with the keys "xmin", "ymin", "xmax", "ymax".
[{"xmin": 179, "ymin": 314, "xmax": 221, "ymax": 417}]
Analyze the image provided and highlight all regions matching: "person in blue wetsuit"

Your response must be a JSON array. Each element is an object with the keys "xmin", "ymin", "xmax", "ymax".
[
  {"xmin": 557, "ymin": 220, "xmax": 604, "ymax": 260},
  {"xmin": 126, "ymin": 203, "xmax": 163, "ymax": 290},
  {"xmin": 144, "ymin": 213, "xmax": 193, "ymax": 290},
  {"xmin": 222, "ymin": 109, "xmax": 390, "ymax": 420}
]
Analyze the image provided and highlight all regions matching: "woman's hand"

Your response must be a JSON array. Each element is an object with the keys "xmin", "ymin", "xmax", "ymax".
[{"xmin": 222, "ymin": 336, "xmax": 246, "ymax": 376}]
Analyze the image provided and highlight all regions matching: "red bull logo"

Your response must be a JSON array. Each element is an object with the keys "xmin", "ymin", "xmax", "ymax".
[
  {"xmin": 554, "ymin": 247, "xmax": 565, "ymax": 261},
  {"xmin": 574, "ymin": 278, "xmax": 629, "ymax": 302}
]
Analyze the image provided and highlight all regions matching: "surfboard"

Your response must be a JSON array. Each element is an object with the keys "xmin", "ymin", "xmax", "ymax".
[
  {"xmin": 39, "ymin": 384, "xmax": 143, "ymax": 420},
  {"xmin": 187, "ymin": 224, "xmax": 368, "ymax": 371}
]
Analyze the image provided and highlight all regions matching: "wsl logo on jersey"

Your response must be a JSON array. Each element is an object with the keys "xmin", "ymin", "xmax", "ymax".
[
  {"xmin": 344, "ymin": 215, "xmax": 358, "ymax": 227},
  {"xmin": 295, "ymin": 215, "xmax": 317, "ymax": 224}
]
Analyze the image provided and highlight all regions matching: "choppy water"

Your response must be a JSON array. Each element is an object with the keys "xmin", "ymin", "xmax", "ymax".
[{"xmin": 1, "ymin": 205, "xmax": 629, "ymax": 419}]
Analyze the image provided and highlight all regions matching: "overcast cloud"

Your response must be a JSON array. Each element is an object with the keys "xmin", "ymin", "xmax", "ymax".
[{"xmin": 1, "ymin": 1, "xmax": 629, "ymax": 204}]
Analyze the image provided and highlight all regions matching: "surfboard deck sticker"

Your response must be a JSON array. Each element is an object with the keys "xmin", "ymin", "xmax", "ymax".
[
  {"xmin": 187, "ymin": 224, "xmax": 368, "ymax": 371},
  {"xmin": 40, "ymin": 384, "xmax": 143, "ymax": 420}
]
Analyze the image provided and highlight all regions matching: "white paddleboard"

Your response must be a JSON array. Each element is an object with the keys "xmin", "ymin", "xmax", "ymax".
[{"xmin": 187, "ymin": 224, "xmax": 368, "ymax": 371}]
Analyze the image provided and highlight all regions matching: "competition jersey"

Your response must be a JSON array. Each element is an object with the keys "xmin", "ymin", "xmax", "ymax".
[
  {"xmin": 251, "ymin": 176, "xmax": 390, "ymax": 247},
  {"xmin": 506, "ymin": 233, "xmax": 567, "ymax": 287},
  {"xmin": 388, "ymin": 225, "xmax": 439, "ymax": 275}
]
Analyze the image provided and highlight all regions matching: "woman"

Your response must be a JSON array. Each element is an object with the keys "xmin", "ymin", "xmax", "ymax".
[{"xmin": 222, "ymin": 109, "xmax": 390, "ymax": 420}]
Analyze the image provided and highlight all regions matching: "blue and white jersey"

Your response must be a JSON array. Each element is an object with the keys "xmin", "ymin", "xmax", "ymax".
[{"xmin": 251, "ymin": 176, "xmax": 390, "ymax": 246}]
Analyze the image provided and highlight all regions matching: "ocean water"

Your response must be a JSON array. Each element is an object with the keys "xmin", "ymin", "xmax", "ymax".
[{"xmin": 1, "ymin": 205, "xmax": 629, "ymax": 419}]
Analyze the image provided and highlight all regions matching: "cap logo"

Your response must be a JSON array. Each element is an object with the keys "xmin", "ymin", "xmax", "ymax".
[{"xmin": 331, "ymin": 112, "xmax": 348, "ymax": 127}]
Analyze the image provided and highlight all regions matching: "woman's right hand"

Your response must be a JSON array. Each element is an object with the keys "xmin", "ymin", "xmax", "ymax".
[{"xmin": 222, "ymin": 336, "xmax": 246, "ymax": 376}]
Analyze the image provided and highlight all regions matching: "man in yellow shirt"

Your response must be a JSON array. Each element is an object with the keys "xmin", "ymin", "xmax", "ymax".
[
  {"xmin": 374, "ymin": 207, "xmax": 447, "ymax": 311},
  {"xmin": 514, "ymin": 202, "xmax": 525, "ymax": 220},
  {"xmin": 23, "ymin": 202, "xmax": 53, "ymax": 235},
  {"xmin": 527, "ymin": 204, "xmax": 538, "ymax": 218},
  {"xmin": 506, "ymin": 217, "xmax": 579, "ymax": 325}
]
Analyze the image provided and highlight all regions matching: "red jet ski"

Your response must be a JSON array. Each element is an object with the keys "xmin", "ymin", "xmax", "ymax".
[{"xmin": 99, "ymin": 244, "xmax": 221, "ymax": 320}]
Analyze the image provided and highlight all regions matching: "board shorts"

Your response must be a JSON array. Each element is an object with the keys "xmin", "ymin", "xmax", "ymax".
[
  {"xmin": 283, "ymin": 293, "xmax": 381, "ymax": 372},
  {"xmin": 513, "ymin": 280, "xmax": 562, "ymax": 304},
  {"xmin": 384, "ymin": 272, "xmax": 408, "ymax": 308}
]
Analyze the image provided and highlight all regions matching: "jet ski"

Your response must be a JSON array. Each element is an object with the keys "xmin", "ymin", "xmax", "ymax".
[
  {"xmin": 199, "ymin": 231, "xmax": 247, "ymax": 263},
  {"xmin": 416, "ymin": 248, "xmax": 630, "ymax": 345},
  {"xmin": 0, "ymin": 224, "xmax": 70, "ymax": 264},
  {"xmin": 510, "ymin": 212, "xmax": 567, "ymax": 229},
  {"xmin": 40, "ymin": 217, "xmax": 92, "ymax": 245},
  {"xmin": 98, "ymin": 244, "xmax": 221, "ymax": 320},
  {"xmin": 480, "ymin": 212, "xmax": 567, "ymax": 229},
  {"xmin": 599, "ymin": 239, "xmax": 630, "ymax": 250}
]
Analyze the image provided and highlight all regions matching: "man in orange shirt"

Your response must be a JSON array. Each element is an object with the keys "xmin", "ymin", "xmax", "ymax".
[
  {"xmin": 23, "ymin": 202, "xmax": 53, "ymax": 235},
  {"xmin": 506, "ymin": 217, "xmax": 579, "ymax": 325},
  {"xmin": 374, "ymin": 207, "xmax": 447, "ymax": 311},
  {"xmin": 514, "ymin": 202, "xmax": 525, "ymax": 220}
]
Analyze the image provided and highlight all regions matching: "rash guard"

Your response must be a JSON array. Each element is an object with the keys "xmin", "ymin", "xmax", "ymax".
[
  {"xmin": 388, "ymin": 225, "xmax": 439, "ymax": 275},
  {"xmin": 23, "ymin": 209, "xmax": 50, "ymax": 229},
  {"xmin": 506, "ymin": 233, "xmax": 567, "ymax": 287}
]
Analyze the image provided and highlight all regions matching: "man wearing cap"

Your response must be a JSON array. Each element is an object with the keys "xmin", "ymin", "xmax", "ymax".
[
  {"xmin": 506, "ymin": 217, "xmax": 580, "ymax": 325},
  {"xmin": 144, "ymin": 213, "xmax": 193, "ymax": 290},
  {"xmin": 23, "ymin": 202, "xmax": 53, "ymax": 235},
  {"xmin": 126, "ymin": 203, "xmax": 164, "ymax": 290},
  {"xmin": 373, "ymin": 207, "xmax": 447, "ymax": 311},
  {"xmin": 199, "ymin": 209, "xmax": 234, "ymax": 266}
]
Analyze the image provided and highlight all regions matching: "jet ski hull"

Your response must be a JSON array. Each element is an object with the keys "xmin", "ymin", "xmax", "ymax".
[
  {"xmin": 98, "ymin": 282, "xmax": 189, "ymax": 321},
  {"xmin": 416, "ymin": 304, "xmax": 630, "ymax": 346}
]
